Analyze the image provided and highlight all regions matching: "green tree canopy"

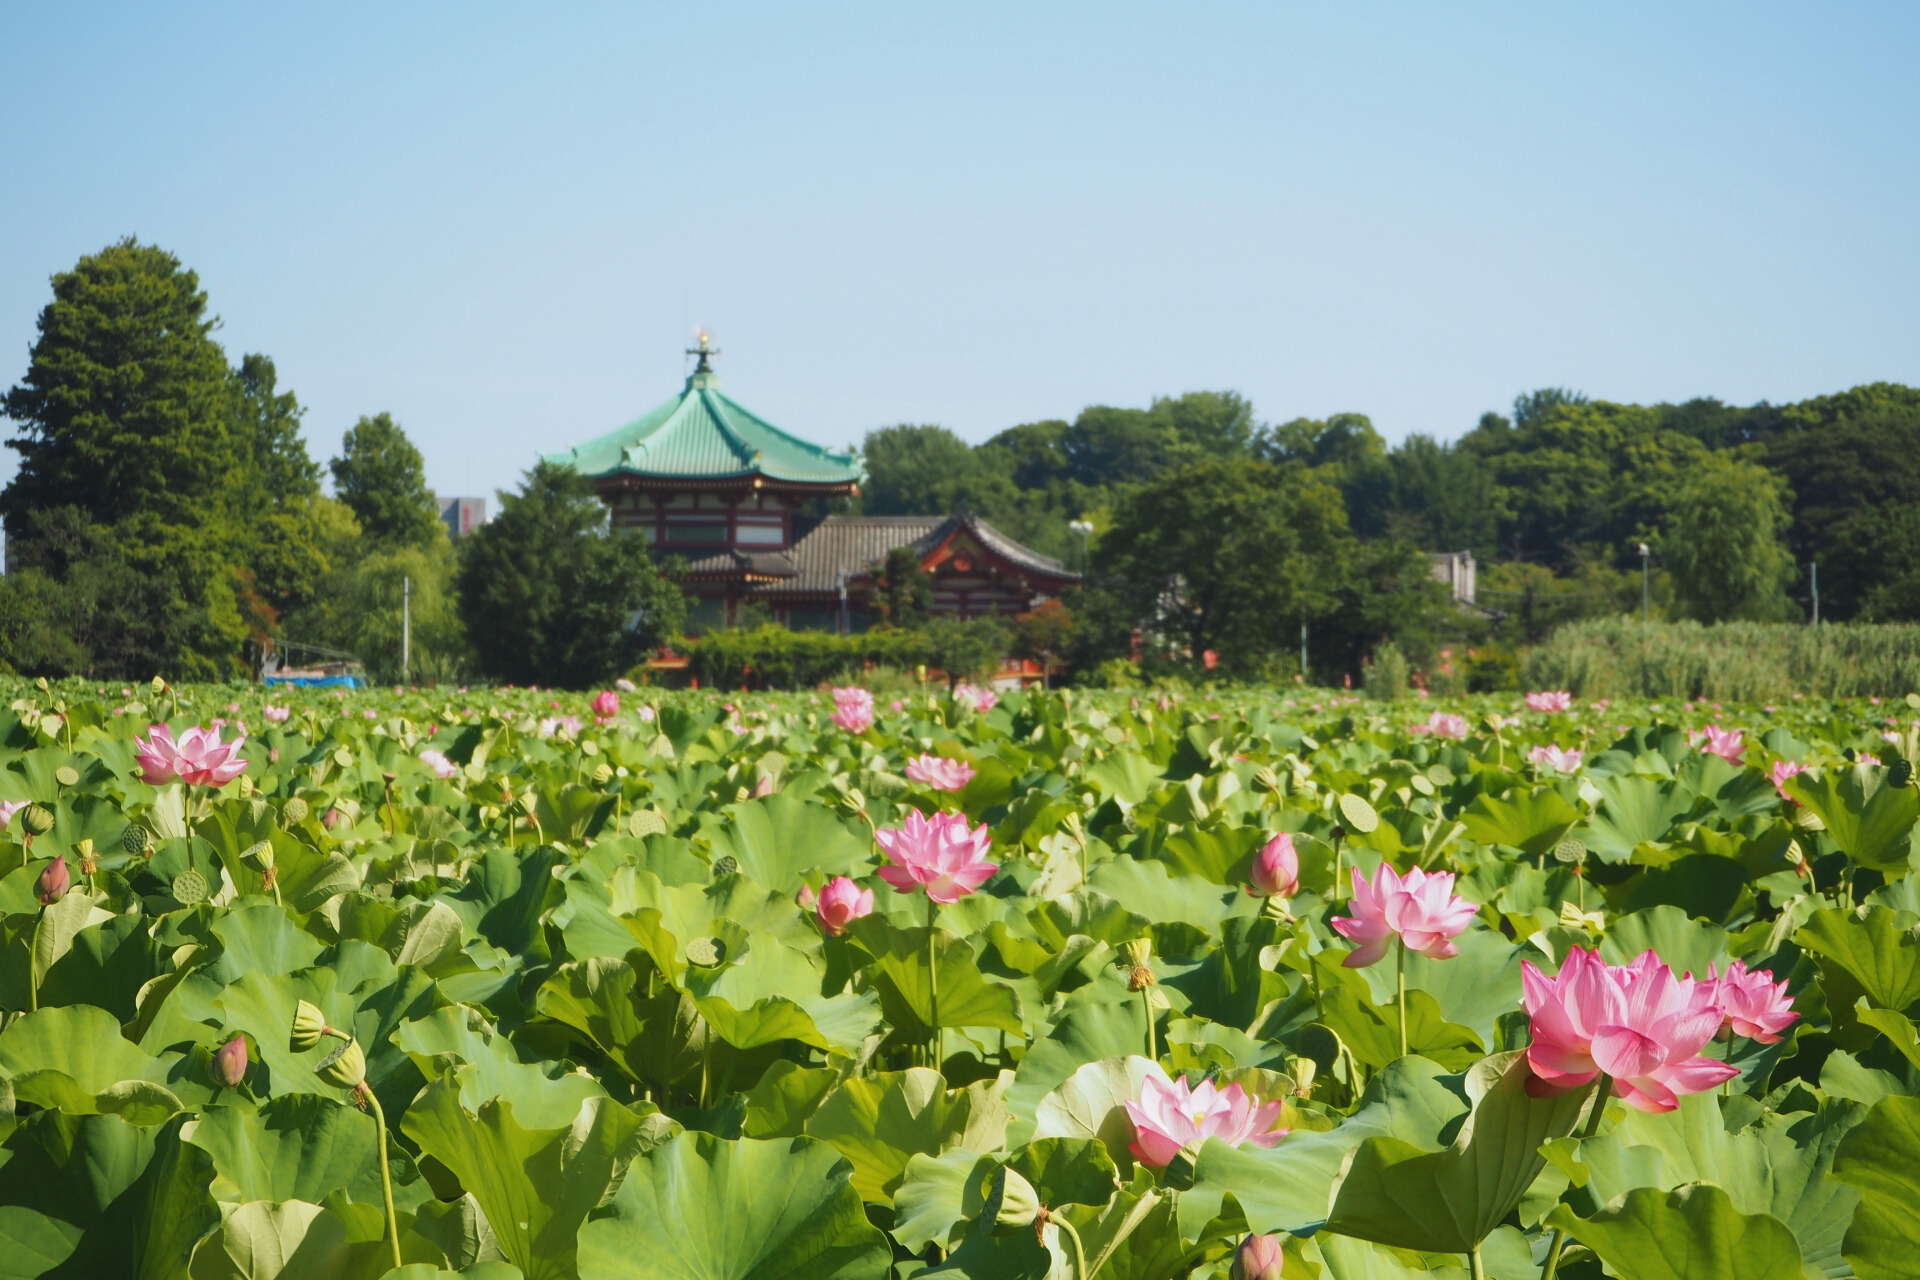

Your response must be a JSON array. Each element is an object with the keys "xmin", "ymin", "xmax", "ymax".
[
  {"xmin": 330, "ymin": 412, "xmax": 442, "ymax": 549},
  {"xmin": 456, "ymin": 462, "xmax": 686, "ymax": 687},
  {"xmin": 1663, "ymin": 454, "xmax": 1798, "ymax": 623}
]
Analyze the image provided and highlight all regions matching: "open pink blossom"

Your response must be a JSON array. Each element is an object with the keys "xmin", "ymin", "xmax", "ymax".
[
  {"xmin": 1526, "ymin": 690, "xmax": 1574, "ymax": 713},
  {"xmin": 953, "ymin": 682, "xmax": 998, "ymax": 713},
  {"xmin": 1691, "ymin": 725, "xmax": 1745, "ymax": 763},
  {"xmin": 1521, "ymin": 947, "xmax": 1739, "ymax": 1112},
  {"xmin": 905, "ymin": 754, "xmax": 975, "ymax": 791},
  {"xmin": 148, "ymin": 725, "xmax": 248, "ymax": 787},
  {"xmin": 1412, "ymin": 711, "xmax": 1469, "ymax": 740},
  {"xmin": 591, "ymin": 690, "xmax": 620, "ymax": 722},
  {"xmin": 874, "ymin": 810, "xmax": 997, "ymax": 904},
  {"xmin": 1708, "ymin": 959, "xmax": 1798, "ymax": 1043},
  {"xmin": 1331, "ymin": 863, "xmax": 1478, "ymax": 967},
  {"xmin": 1858, "ymin": 752, "xmax": 1882, "ymax": 767},
  {"xmin": 135, "ymin": 725, "xmax": 182, "ymax": 784},
  {"xmin": 831, "ymin": 686, "xmax": 874, "ymax": 734},
  {"xmin": 0, "ymin": 800, "xmax": 27, "ymax": 831},
  {"xmin": 1123, "ymin": 1068, "xmax": 1288, "ymax": 1167},
  {"xmin": 539, "ymin": 715, "xmax": 582, "ymax": 739},
  {"xmin": 1528, "ymin": 744, "xmax": 1584, "ymax": 773},
  {"xmin": 419, "ymin": 749, "xmax": 459, "ymax": 780},
  {"xmin": 1248, "ymin": 832, "xmax": 1299, "ymax": 898},
  {"xmin": 262, "ymin": 705, "xmax": 290, "ymax": 723},
  {"xmin": 1767, "ymin": 759, "xmax": 1805, "ymax": 800},
  {"xmin": 798, "ymin": 875, "xmax": 875, "ymax": 936}
]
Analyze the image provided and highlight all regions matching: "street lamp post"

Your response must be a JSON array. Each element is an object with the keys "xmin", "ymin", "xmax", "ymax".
[
  {"xmin": 1068, "ymin": 521, "xmax": 1094, "ymax": 574},
  {"xmin": 1637, "ymin": 543, "xmax": 1650, "ymax": 623}
]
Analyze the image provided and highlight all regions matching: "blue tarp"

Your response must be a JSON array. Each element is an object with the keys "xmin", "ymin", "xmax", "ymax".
[{"xmin": 263, "ymin": 674, "xmax": 362, "ymax": 688}]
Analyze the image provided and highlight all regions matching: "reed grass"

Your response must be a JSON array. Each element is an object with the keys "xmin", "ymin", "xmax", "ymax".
[{"xmin": 1523, "ymin": 618, "xmax": 1920, "ymax": 700}]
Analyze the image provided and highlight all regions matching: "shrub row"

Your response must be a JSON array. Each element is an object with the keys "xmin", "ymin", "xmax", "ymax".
[{"xmin": 1524, "ymin": 617, "xmax": 1920, "ymax": 699}]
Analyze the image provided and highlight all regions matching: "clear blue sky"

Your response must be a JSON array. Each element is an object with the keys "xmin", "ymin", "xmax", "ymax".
[{"xmin": 3, "ymin": 4, "xmax": 1916, "ymax": 505}]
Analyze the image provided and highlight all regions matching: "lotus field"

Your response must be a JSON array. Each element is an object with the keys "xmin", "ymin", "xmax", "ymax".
[{"xmin": 4, "ymin": 676, "xmax": 1920, "ymax": 1280}]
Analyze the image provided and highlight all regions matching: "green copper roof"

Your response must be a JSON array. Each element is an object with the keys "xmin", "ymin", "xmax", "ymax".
[{"xmin": 545, "ymin": 367, "xmax": 865, "ymax": 488}]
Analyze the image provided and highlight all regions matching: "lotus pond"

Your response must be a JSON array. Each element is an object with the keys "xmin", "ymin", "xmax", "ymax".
[{"xmin": 0, "ymin": 677, "xmax": 1916, "ymax": 1280}]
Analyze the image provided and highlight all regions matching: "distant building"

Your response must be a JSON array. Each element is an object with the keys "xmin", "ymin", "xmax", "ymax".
[
  {"xmin": 438, "ymin": 496, "xmax": 487, "ymax": 538},
  {"xmin": 1429, "ymin": 550, "xmax": 1477, "ymax": 605},
  {"xmin": 545, "ymin": 333, "xmax": 1075, "ymax": 633}
]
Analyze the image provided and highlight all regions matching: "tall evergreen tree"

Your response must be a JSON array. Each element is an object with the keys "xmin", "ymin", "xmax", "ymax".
[{"xmin": 330, "ymin": 413, "xmax": 442, "ymax": 548}]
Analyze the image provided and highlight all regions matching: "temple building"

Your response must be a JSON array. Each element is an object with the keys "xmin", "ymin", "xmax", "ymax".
[{"xmin": 546, "ymin": 335, "xmax": 1076, "ymax": 632}]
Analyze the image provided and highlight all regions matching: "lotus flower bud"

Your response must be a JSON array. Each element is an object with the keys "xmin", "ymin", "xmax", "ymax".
[
  {"xmin": 22, "ymin": 806, "xmax": 54, "ymax": 837},
  {"xmin": 34, "ymin": 857, "xmax": 70, "ymax": 905},
  {"xmin": 1252, "ymin": 765, "xmax": 1280, "ymax": 793},
  {"xmin": 985, "ymin": 1166, "xmax": 1040, "ymax": 1235},
  {"xmin": 1231, "ymin": 1233, "xmax": 1284, "ymax": 1280},
  {"xmin": 240, "ymin": 840, "xmax": 274, "ymax": 872},
  {"xmin": 290, "ymin": 1000, "xmax": 332, "ymax": 1051},
  {"xmin": 214, "ymin": 1035, "xmax": 248, "ymax": 1088},
  {"xmin": 282, "ymin": 797, "xmax": 309, "ymax": 824},
  {"xmin": 315, "ymin": 1037, "xmax": 367, "ymax": 1089}
]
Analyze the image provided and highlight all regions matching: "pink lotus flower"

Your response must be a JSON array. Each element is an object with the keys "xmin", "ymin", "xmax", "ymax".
[
  {"xmin": 1526, "ymin": 690, "xmax": 1574, "ymax": 713},
  {"xmin": 35, "ymin": 857, "xmax": 70, "ymax": 905},
  {"xmin": 262, "ymin": 705, "xmax": 290, "ymax": 723},
  {"xmin": 1123, "ymin": 1068, "xmax": 1288, "ymax": 1167},
  {"xmin": 1520, "ymin": 948, "xmax": 1739, "ymax": 1112},
  {"xmin": 874, "ymin": 810, "xmax": 997, "ymax": 904},
  {"xmin": 1768, "ymin": 759, "xmax": 1805, "ymax": 800},
  {"xmin": 953, "ymin": 682, "xmax": 998, "ymax": 713},
  {"xmin": 539, "ymin": 715, "xmax": 582, "ymax": 739},
  {"xmin": 0, "ymin": 800, "xmax": 26, "ymax": 832},
  {"xmin": 1412, "ymin": 711, "xmax": 1469, "ymax": 740},
  {"xmin": 1691, "ymin": 726, "xmax": 1745, "ymax": 763},
  {"xmin": 753, "ymin": 772, "xmax": 775, "ymax": 797},
  {"xmin": 1707, "ymin": 959, "xmax": 1798, "ymax": 1044},
  {"xmin": 890, "ymin": 699, "xmax": 904, "ymax": 712},
  {"xmin": 591, "ymin": 690, "xmax": 620, "ymax": 722},
  {"xmin": 905, "ymin": 754, "xmax": 975, "ymax": 791},
  {"xmin": 137, "ymin": 725, "xmax": 249, "ymax": 787},
  {"xmin": 214, "ymin": 1035, "xmax": 248, "ymax": 1088},
  {"xmin": 1528, "ymin": 744, "xmax": 1584, "ymax": 773},
  {"xmin": 1330, "ymin": 863, "xmax": 1478, "ymax": 967},
  {"xmin": 831, "ymin": 686, "xmax": 874, "ymax": 734},
  {"xmin": 1231, "ymin": 1235, "xmax": 1284, "ymax": 1280},
  {"xmin": 638, "ymin": 705, "xmax": 656, "ymax": 722},
  {"xmin": 1858, "ymin": 752, "xmax": 1882, "ymax": 767},
  {"xmin": 419, "ymin": 749, "xmax": 459, "ymax": 780},
  {"xmin": 1248, "ymin": 832, "xmax": 1299, "ymax": 898},
  {"xmin": 798, "ymin": 875, "xmax": 875, "ymax": 936}
]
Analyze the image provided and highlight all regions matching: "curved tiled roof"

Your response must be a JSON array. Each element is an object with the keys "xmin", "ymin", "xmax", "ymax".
[
  {"xmin": 545, "ymin": 370, "xmax": 865, "ymax": 487},
  {"xmin": 742, "ymin": 512, "xmax": 1077, "ymax": 597}
]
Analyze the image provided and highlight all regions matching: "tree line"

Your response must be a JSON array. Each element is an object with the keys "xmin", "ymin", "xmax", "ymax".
[{"xmin": 5, "ymin": 238, "xmax": 1917, "ymax": 689}]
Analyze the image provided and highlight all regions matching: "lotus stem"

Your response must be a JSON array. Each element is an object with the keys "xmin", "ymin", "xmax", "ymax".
[
  {"xmin": 1142, "ymin": 987, "xmax": 1156, "ymax": 1063},
  {"xmin": 1541, "ymin": 1071, "xmax": 1613, "ymax": 1280},
  {"xmin": 1397, "ymin": 939, "xmax": 1408, "ymax": 1059},
  {"xmin": 926, "ymin": 893, "xmax": 940, "ymax": 1069},
  {"xmin": 361, "ymin": 1084, "xmax": 403, "ymax": 1271},
  {"xmin": 1053, "ymin": 1213, "xmax": 1088, "ymax": 1280},
  {"xmin": 1468, "ymin": 1241, "xmax": 1485, "ymax": 1280}
]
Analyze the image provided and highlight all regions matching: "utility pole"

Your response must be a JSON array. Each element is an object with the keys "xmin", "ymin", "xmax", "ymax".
[
  {"xmin": 1069, "ymin": 520, "xmax": 1094, "ymax": 574},
  {"xmin": 1300, "ymin": 620, "xmax": 1309, "ymax": 684},
  {"xmin": 837, "ymin": 570, "xmax": 848, "ymax": 637},
  {"xmin": 402, "ymin": 576, "xmax": 411, "ymax": 685},
  {"xmin": 1637, "ymin": 542, "xmax": 1650, "ymax": 622},
  {"xmin": 1811, "ymin": 562, "xmax": 1820, "ymax": 626}
]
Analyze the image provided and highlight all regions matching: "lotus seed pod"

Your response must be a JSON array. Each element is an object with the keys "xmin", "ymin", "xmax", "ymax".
[
  {"xmin": 1553, "ymin": 836, "xmax": 1586, "ymax": 865},
  {"xmin": 22, "ymin": 806, "xmax": 54, "ymax": 837},
  {"xmin": 685, "ymin": 936, "xmax": 726, "ymax": 967},
  {"xmin": 34, "ymin": 857, "xmax": 70, "ymax": 905},
  {"xmin": 214, "ymin": 1035, "xmax": 248, "ymax": 1089},
  {"xmin": 290, "ymin": 1000, "xmax": 331, "ymax": 1051},
  {"xmin": 628, "ymin": 810, "xmax": 666, "ymax": 838},
  {"xmin": 315, "ymin": 1037, "xmax": 367, "ymax": 1089},
  {"xmin": 710, "ymin": 855, "xmax": 739, "ymax": 880},
  {"xmin": 171, "ymin": 870, "xmax": 208, "ymax": 905},
  {"xmin": 122, "ymin": 824, "xmax": 149, "ymax": 855},
  {"xmin": 54, "ymin": 766, "xmax": 79, "ymax": 788},
  {"xmin": 282, "ymin": 797, "xmax": 309, "ymax": 823},
  {"xmin": 1890, "ymin": 759, "xmax": 1913, "ymax": 789},
  {"xmin": 986, "ymin": 1166, "xmax": 1040, "ymax": 1235}
]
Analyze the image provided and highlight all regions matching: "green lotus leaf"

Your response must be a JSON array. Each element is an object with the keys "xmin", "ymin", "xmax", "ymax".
[
  {"xmin": 1087, "ymin": 857, "xmax": 1250, "ymax": 937},
  {"xmin": 0, "ymin": 1005, "xmax": 172, "ymax": 1114},
  {"xmin": 1351, "ymin": 927, "xmax": 1529, "ymax": 1047},
  {"xmin": 0, "ymin": 1207, "xmax": 83, "ymax": 1280},
  {"xmin": 703, "ymin": 792, "xmax": 872, "ymax": 886},
  {"xmin": 534, "ymin": 958, "xmax": 709, "ymax": 1091},
  {"xmin": 742, "ymin": 1061, "xmax": 839, "ymax": 1140},
  {"xmin": 1294, "ymin": 1230, "xmax": 1472, "ymax": 1278},
  {"xmin": 1315, "ymin": 976, "xmax": 1484, "ymax": 1072},
  {"xmin": 37, "ymin": 911, "xmax": 174, "ymax": 1023},
  {"xmin": 891, "ymin": 1147, "xmax": 994, "ymax": 1253},
  {"xmin": 1797, "ymin": 905, "xmax": 1920, "ymax": 1011},
  {"xmin": 1545, "ymin": 1183, "xmax": 1808, "ymax": 1280},
  {"xmin": 397, "ymin": 1005, "xmax": 606, "ymax": 1130},
  {"xmin": 1006, "ymin": 1003, "xmax": 1152, "ymax": 1146},
  {"xmin": 1599, "ymin": 905, "xmax": 1731, "ymax": 977},
  {"xmin": 1459, "ymin": 786, "xmax": 1581, "ymax": 856},
  {"xmin": 1786, "ymin": 769, "xmax": 1920, "ymax": 871},
  {"xmin": 186, "ymin": 1198, "xmax": 351, "ymax": 1280},
  {"xmin": 575, "ymin": 1133, "xmax": 891, "ymax": 1280},
  {"xmin": 803, "ymin": 1067, "xmax": 1012, "ymax": 1203},
  {"xmin": 1575, "ymin": 774, "xmax": 1697, "ymax": 862},
  {"xmin": 184, "ymin": 1093, "xmax": 422, "ymax": 1211},
  {"xmin": 1030, "ymin": 1054, "xmax": 1162, "ymax": 1173},
  {"xmin": 1326, "ymin": 1051, "xmax": 1591, "ymax": 1253},
  {"xmin": 848, "ymin": 916, "xmax": 1024, "ymax": 1040},
  {"xmin": 1830, "ymin": 1093, "xmax": 1920, "ymax": 1280},
  {"xmin": 402, "ymin": 1077, "xmax": 648, "ymax": 1280}
]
